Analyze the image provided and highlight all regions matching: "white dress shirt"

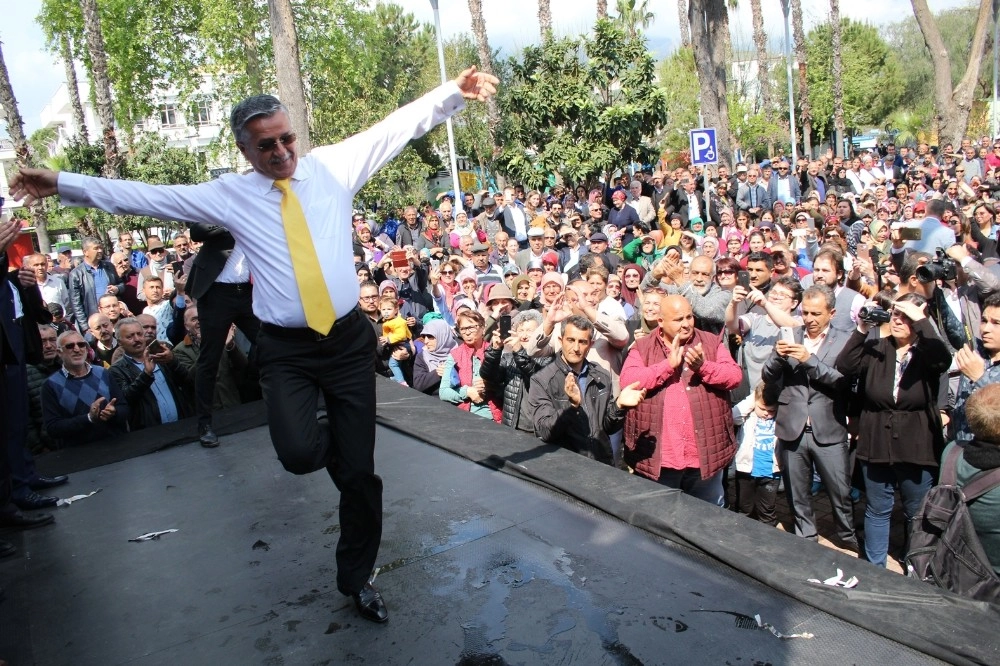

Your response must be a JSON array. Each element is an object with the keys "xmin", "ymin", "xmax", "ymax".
[
  {"xmin": 40, "ymin": 274, "xmax": 72, "ymax": 316},
  {"xmin": 58, "ymin": 83, "xmax": 466, "ymax": 328}
]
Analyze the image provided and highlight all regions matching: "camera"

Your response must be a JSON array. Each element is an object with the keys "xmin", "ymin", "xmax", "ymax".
[
  {"xmin": 858, "ymin": 306, "xmax": 892, "ymax": 325},
  {"xmin": 915, "ymin": 248, "xmax": 958, "ymax": 283}
]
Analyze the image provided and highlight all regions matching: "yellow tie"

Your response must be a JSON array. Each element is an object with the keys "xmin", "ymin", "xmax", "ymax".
[{"xmin": 273, "ymin": 178, "xmax": 337, "ymax": 334}]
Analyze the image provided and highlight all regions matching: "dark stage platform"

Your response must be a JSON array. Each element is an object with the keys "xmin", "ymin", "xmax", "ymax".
[{"xmin": 2, "ymin": 381, "xmax": 997, "ymax": 665}]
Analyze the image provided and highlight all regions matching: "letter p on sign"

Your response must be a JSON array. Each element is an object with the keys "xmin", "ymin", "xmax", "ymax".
[{"xmin": 689, "ymin": 128, "xmax": 718, "ymax": 166}]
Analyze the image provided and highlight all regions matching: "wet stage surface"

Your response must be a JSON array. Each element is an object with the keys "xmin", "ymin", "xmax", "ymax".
[{"xmin": 1, "ymin": 426, "xmax": 938, "ymax": 665}]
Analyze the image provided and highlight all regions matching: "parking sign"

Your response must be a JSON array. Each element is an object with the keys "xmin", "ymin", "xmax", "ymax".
[{"xmin": 689, "ymin": 128, "xmax": 718, "ymax": 166}]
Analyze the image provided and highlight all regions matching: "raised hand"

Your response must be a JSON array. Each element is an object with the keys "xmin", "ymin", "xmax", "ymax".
[
  {"xmin": 684, "ymin": 342, "xmax": 705, "ymax": 372},
  {"xmin": 8, "ymin": 168, "xmax": 60, "ymax": 207},
  {"xmin": 564, "ymin": 371, "xmax": 582, "ymax": 407},
  {"xmin": 88, "ymin": 397, "xmax": 106, "ymax": 422},
  {"xmin": 615, "ymin": 381, "xmax": 647, "ymax": 409},
  {"xmin": 454, "ymin": 66, "xmax": 499, "ymax": 102},
  {"xmin": 956, "ymin": 344, "xmax": 985, "ymax": 382},
  {"xmin": 667, "ymin": 335, "xmax": 684, "ymax": 369}
]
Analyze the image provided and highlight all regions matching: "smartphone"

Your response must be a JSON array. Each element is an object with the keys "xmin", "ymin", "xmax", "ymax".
[
  {"xmin": 498, "ymin": 314, "xmax": 512, "ymax": 339},
  {"xmin": 171, "ymin": 260, "xmax": 184, "ymax": 275},
  {"xmin": 856, "ymin": 242, "xmax": 869, "ymax": 256},
  {"xmin": 791, "ymin": 228, "xmax": 809, "ymax": 238},
  {"xmin": 779, "ymin": 326, "xmax": 795, "ymax": 344},
  {"xmin": 737, "ymin": 270, "xmax": 751, "ymax": 290},
  {"xmin": 146, "ymin": 340, "xmax": 165, "ymax": 355},
  {"xmin": 390, "ymin": 249, "xmax": 408, "ymax": 269},
  {"xmin": 898, "ymin": 227, "xmax": 922, "ymax": 241}
]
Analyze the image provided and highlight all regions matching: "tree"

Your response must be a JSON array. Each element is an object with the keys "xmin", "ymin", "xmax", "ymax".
[
  {"xmin": 830, "ymin": 0, "xmax": 844, "ymax": 156},
  {"xmin": 656, "ymin": 47, "xmax": 701, "ymax": 156},
  {"xmin": 78, "ymin": 0, "xmax": 122, "ymax": 178},
  {"xmin": 0, "ymin": 42, "xmax": 51, "ymax": 252},
  {"xmin": 791, "ymin": 0, "xmax": 811, "ymax": 158},
  {"xmin": 468, "ymin": 0, "xmax": 501, "ymax": 152},
  {"xmin": 803, "ymin": 19, "xmax": 904, "ymax": 146},
  {"xmin": 749, "ymin": 0, "xmax": 771, "ymax": 117},
  {"xmin": 688, "ymin": 0, "xmax": 733, "ymax": 167},
  {"xmin": 909, "ymin": 0, "xmax": 993, "ymax": 146},
  {"xmin": 538, "ymin": 0, "xmax": 552, "ymax": 39},
  {"xmin": 614, "ymin": 0, "xmax": 655, "ymax": 39},
  {"xmin": 60, "ymin": 35, "xmax": 89, "ymax": 142},
  {"xmin": 496, "ymin": 19, "xmax": 667, "ymax": 187},
  {"xmin": 678, "ymin": 0, "xmax": 691, "ymax": 48},
  {"xmin": 268, "ymin": 0, "xmax": 312, "ymax": 153}
]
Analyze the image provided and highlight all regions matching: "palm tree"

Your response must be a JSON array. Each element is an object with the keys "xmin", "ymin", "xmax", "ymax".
[
  {"xmin": 79, "ymin": 0, "xmax": 121, "ymax": 179},
  {"xmin": 614, "ymin": 0, "xmax": 655, "ymax": 39},
  {"xmin": 467, "ymin": 0, "xmax": 501, "ymax": 152},
  {"xmin": 538, "ymin": 0, "xmax": 552, "ymax": 39},
  {"xmin": 749, "ymin": 0, "xmax": 772, "ymax": 155},
  {"xmin": 830, "ymin": 0, "xmax": 844, "ymax": 156},
  {"xmin": 678, "ymin": 0, "xmax": 691, "ymax": 47},
  {"xmin": 59, "ymin": 35, "xmax": 88, "ymax": 142},
  {"xmin": 0, "ymin": 41, "xmax": 51, "ymax": 251},
  {"xmin": 597, "ymin": 0, "xmax": 608, "ymax": 19},
  {"xmin": 791, "ymin": 0, "xmax": 810, "ymax": 158},
  {"xmin": 689, "ymin": 0, "xmax": 733, "ymax": 167}
]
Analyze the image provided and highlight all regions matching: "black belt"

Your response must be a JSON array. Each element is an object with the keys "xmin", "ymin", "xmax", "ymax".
[
  {"xmin": 213, "ymin": 282, "xmax": 251, "ymax": 291},
  {"xmin": 261, "ymin": 306, "xmax": 361, "ymax": 341}
]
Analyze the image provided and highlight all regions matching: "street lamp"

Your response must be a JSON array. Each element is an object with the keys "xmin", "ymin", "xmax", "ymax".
[
  {"xmin": 779, "ymin": 0, "xmax": 798, "ymax": 165},
  {"xmin": 429, "ymin": 0, "xmax": 464, "ymax": 213}
]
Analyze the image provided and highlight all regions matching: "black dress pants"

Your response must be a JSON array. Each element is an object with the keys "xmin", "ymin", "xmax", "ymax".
[
  {"xmin": 194, "ymin": 283, "xmax": 259, "ymax": 426},
  {"xmin": 256, "ymin": 309, "xmax": 381, "ymax": 596}
]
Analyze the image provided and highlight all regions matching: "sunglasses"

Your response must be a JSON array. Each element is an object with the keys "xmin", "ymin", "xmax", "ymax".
[
  {"xmin": 149, "ymin": 248, "xmax": 166, "ymax": 254},
  {"xmin": 256, "ymin": 132, "xmax": 297, "ymax": 152},
  {"xmin": 439, "ymin": 269, "xmax": 455, "ymax": 275},
  {"xmin": 718, "ymin": 269, "xmax": 737, "ymax": 275},
  {"xmin": 62, "ymin": 342, "xmax": 89, "ymax": 350}
]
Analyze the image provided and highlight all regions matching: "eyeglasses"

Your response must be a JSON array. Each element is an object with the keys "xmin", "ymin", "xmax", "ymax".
[
  {"xmin": 61, "ymin": 342, "xmax": 88, "ymax": 350},
  {"xmin": 256, "ymin": 132, "xmax": 297, "ymax": 152},
  {"xmin": 359, "ymin": 295, "xmax": 378, "ymax": 301},
  {"xmin": 825, "ymin": 233, "xmax": 841, "ymax": 239},
  {"xmin": 458, "ymin": 326, "xmax": 481, "ymax": 333},
  {"xmin": 717, "ymin": 269, "xmax": 737, "ymax": 275},
  {"xmin": 439, "ymin": 269, "xmax": 455, "ymax": 275}
]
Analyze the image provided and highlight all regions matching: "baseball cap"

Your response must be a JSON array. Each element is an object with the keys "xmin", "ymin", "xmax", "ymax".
[
  {"xmin": 503, "ymin": 264, "xmax": 520, "ymax": 276},
  {"xmin": 913, "ymin": 201, "xmax": 927, "ymax": 214},
  {"xmin": 611, "ymin": 190, "xmax": 627, "ymax": 201}
]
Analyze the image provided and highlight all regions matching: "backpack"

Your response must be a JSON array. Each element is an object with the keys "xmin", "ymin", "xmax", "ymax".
[{"xmin": 905, "ymin": 445, "xmax": 1000, "ymax": 603}]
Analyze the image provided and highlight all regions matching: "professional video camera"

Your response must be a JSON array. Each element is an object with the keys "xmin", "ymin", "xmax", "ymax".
[
  {"xmin": 915, "ymin": 248, "xmax": 958, "ymax": 284},
  {"xmin": 858, "ymin": 306, "xmax": 892, "ymax": 325}
]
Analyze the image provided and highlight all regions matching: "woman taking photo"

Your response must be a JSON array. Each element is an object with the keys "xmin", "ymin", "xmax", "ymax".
[
  {"xmin": 439, "ymin": 311, "xmax": 502, "ymax": 422},
  {"xmin": 835, "ymin": 293, "xmax": 952, "ymax": 568}
]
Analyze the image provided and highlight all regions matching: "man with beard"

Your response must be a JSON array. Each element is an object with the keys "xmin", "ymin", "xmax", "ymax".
[{"xmin": 650, "ymin": 255, "xmax": 729, "ymax": 334}]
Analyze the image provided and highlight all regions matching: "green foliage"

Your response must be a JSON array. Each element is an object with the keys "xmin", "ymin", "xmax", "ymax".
[
  {"xmin": 885, "ymin": 5, "xmax": 994, "ymax": 112},
  {"xmin": 496, "ymin": 19, "xmax": 667, "ymax": 189},
  {"xmin": 727, "ymin": 93, "xmax": 786, "ymax": 161},
  {"xmin": 656, "ymin": 47, "xmax": 700, "ymax": 155},
  {"xmin": 804, "ymin": 19, "xmax": 904, "ymax": 139}
]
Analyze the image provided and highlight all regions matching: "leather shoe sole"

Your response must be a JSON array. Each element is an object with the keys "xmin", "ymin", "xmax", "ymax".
[
  {"xmin": 199, "ymin": 427, "xmax": 220, "ymax": 448},
  {"xmin": 352, "ymin": 583, "xmax": 388, "ymax": 623},
  {"xmin": 0, "ymin": 512, "xmax": 55, "ymax": 530},
  {"xmin": 29, "ymin": 475, "xmax": 69, "ymax": 490}
]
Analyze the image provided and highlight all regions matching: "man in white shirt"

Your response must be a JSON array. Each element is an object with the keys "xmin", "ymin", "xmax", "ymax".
[
  {"xmin": 24, "ymin": 253, "xmax": 72, "ymax": 325},
  {"xmin": 10, "ymin": 66, "xmax": 499, "ymax": 626}
]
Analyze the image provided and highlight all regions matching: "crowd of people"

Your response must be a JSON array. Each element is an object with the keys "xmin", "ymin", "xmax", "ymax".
[{"xmin": 4, "ymin": 136, "xmax": 1000, "ymax": 591}]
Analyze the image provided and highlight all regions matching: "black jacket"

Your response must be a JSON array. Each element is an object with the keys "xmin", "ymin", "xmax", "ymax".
[
  {"xmin": 108, "ymin": 356, "xmax": 192, "ymax": 431},
  {"xmin": 480, "ymin": 346, "xmax": 552, "ymax": 432}
]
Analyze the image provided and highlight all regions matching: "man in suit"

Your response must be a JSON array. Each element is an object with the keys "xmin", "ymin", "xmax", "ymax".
[
  {"xmin": 766, "ymin": 159, "xmax": 802, "ymax": 207},
  {"xmin": 185, "ymin": 224, "xmax": 259, "ymax": 447},
  {"xmin": 501, "ymin": 186, "xmax": 530, "ymax": 250},
  {"xmin": 667, "ymin": 175, "xmax": 703, "ymax": 227},
  {"xmin": 69, "ymin": 236, "xmax": 123, "ymax": 336},
  {"xmin": 0, "ymin": 219, "xmax": 56, "ymax": 558},
  {"xmin": 736, "ymin": 166, "xmax": 770, "ymax": 218},
  {"xmin": 761, "ymin": 284, "xmax": 858, "ymax": 552}
]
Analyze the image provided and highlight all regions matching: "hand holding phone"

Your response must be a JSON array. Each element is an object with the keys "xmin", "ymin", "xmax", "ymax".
[
  {"xmin": 147, "ymin": 340, "xmax": 165, "ymax": 356},
  {"xmin": 498, "ymin": 314, "xmax": 512, "ymax": 339},
  {"xmin": 737, "ymin": 270, "xmax": 751, "ymax": 290}
]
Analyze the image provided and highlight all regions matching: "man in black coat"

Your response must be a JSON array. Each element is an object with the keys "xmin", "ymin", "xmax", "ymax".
[
  {"xmin": 0, "ymin": 220, "xmax": 57, "ymax": 556},
  {"xmin": 184, "ymin": 224, "xmax": 259, "ymax": 446}
]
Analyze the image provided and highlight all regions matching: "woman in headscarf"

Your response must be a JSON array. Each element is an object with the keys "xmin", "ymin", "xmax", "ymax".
[
  {"xmin": 353, "ymin": 221, "xmax": 388, "ymax": 265},
  {"xmin": 411, "ymin": 319, "xmax": 459, "ymax": 396},
  {"xmin": 439, "ymin": 310, "xmax": 502, "ymax": 422},
  {"xmin": 620, "ymin": 264, "xmax": 645, "ymax": 313},
  {"xmin": 414, "ymin": 212, "xmax": 445, "ymax": 252},
  {"xmin": 868, "ymin": 219, "xmax": 892, "ymax": 263},
  {"xmin": 537, "ymin": 271, "xmax": 565, "ymax": 316},
  {"xmin": 510, "ymin": 275, "xmax": 537, "ymax": 311},
  {"xmin": 700, "ymin": 236, "xmax": 720, "ymax": 261},
  {"xmin": 356, "ymin": 262, "xmax": 372, "ymax": 284},
  {"xmin": 456, "ymin": 267, "xmax": 481, "ymax": 307}
]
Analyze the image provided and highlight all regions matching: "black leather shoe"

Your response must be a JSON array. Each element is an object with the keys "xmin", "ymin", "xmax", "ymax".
[
  {"xmin": 352, "ymin": 583, "xmax": 388, "ymax": 623},
  {"xmin": 29, "ymin": 475, "xmax": 69, "ymax": 490},
  {"xmin": 0, "ymin": 540, "xmax": 15, "ymax": 558},
  {"xmin": 12, "ymin": 491, "xmax": 58, "ymax": 511},
  {"xmin": 198, "ymin": 424, "xmax": 219, "ymax": 448},
  {"xmin": 0, "ymin": 510, "xmax": 55, "ymax": 529}
]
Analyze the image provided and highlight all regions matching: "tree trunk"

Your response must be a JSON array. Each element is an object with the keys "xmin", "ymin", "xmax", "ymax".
[
  {"xmin": 538, "ymin": 0, "xmax": 552, "ymax": 39},
  {"xmin": 0, "ymin": 42, "xmax": 50, "ymax": 252},
  {"xmin": 468, "ymin": 0, "xmax": 501, "ymax": 155},
  {"xmin": 678, "ymin": 0, "xmax": 691, "ymax": 47},
  {"xmin": 79, "ymin": 0, "xmax": 121, "ymax": 179},
  {"xmin": 831, "ymin": 0, "xmax": 844, "ymax": 157},
  {"xmin": 597, "ymin": 0, "xmax": 608, "ymax": 20},
  {"xmin": 60, "ymin": 35, "xmax": 89, "ymax": 143},
  {"xmin": 689, "ymin": 0, "xmax": 733, "ymax": 168},
  {"xmin": 750, "ymin": 0, "xmax": 772, "ymax": 155},
  {"xmin": 791, "ymin": 0, "xmax": 811, "ymax": 158},
  {"xmin": 268, "ymin": 0, "xmax": 312, "ymax": 153},
  {"xmin": 910, "ymin": 0, "xmax": 993, "ymax": 148}
]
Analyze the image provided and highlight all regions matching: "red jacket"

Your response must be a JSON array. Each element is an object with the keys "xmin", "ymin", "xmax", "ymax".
[{"xmin": 621, "ymin": 328, "xmax": 741, "ymax": 480}]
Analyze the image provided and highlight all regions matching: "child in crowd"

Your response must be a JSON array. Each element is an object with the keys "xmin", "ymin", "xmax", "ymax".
[
  {"xmin": 380, "ymin": 295, "xmax": 413, "ymax": 385},
  {"xmin": 732, "ymin": 382, "xmax": 782, "ymax": 526}
]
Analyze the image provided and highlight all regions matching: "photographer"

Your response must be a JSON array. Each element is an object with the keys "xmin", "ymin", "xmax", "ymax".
[
  {"xmin": 835, "ymin": 294, "xmax": 953, "ymax": 569},
  {"xmin": 889, "ymin": 243, "xmax": 968, "ymax": 352}
]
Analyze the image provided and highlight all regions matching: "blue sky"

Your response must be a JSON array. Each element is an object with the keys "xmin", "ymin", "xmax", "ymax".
[{"xmin": 2, "ymin": 0, "xmax": 974, "ymax": 137}]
